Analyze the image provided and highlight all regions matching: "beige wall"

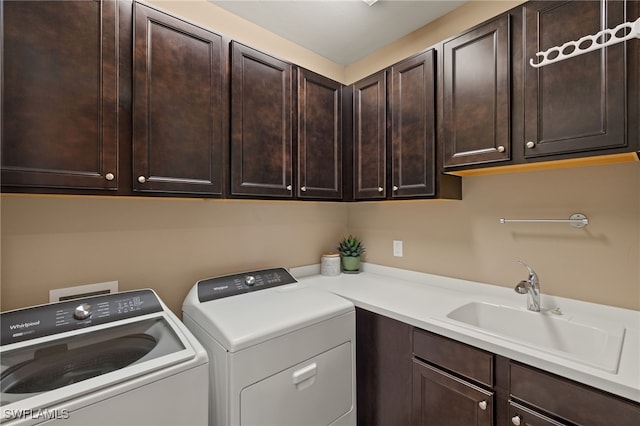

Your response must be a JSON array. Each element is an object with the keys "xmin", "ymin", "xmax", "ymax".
[
  {"xmin": 0, "ymin": 197, "xmax": 348, "ymax": 314},
  {"xmin": 349, "ymin": 162, "xmax": 640, "ymax": 311},
  {"xmin": 2, "ymin": 162, "xmax": 638, "ymax": 316}
]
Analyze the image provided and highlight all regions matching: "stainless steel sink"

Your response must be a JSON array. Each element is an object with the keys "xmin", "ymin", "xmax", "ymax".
[{"xmin": 442, "ymin": 302, "xmax": 625, "ymax": 373}]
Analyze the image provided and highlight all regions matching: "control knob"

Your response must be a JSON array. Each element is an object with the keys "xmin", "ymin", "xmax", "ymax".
[
  {"xmin": 245, "ymin": 276, "xmax": 256, "ymax": 286},
  {"xmin": 74, "ymin": 303, "xmax": 93, "ymax": 320}
]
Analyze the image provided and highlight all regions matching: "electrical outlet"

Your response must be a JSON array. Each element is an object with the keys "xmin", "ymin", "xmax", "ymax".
[{"xmin": 393, "ymin": 240, "xmax": 403, "ymax": 257}]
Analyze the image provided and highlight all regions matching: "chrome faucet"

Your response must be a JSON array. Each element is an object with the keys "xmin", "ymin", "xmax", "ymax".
[{"xmin": 514, "ymin": 261, "xmax": 540, "ymax": 312}]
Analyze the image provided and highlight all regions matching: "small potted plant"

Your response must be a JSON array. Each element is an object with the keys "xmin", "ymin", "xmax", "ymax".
[{"xmin": 337, "ymin": 235, "xmax": 365, "ymax": 274}]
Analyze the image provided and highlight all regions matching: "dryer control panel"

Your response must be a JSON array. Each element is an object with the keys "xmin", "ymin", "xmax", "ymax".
[
  {"xmin": 197, "ymin": 268, "xmax": 297, "ymax": 302},
  {"xmin": 0, "ymin": 290, "xmax": 162, "ymax": 345}
]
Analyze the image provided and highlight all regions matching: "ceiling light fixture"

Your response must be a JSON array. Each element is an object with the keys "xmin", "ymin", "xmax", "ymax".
[{"xmin": 362, "ymin": 0, "xmax": 379, "ymax": 6}]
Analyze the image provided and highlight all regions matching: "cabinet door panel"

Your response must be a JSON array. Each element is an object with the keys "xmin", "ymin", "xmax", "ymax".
[
  {"xmin": 133, "ymin": 3, "xmax": 224, "ymax": 195},
  {"xmin": 412, "ymin": 360, "xmax": 493, "ymax": 426},
  {"xmin": 356, "ymin": 308, "xmax": 412, "ymax": 426},
  {"xmin": 443, "ymin": 15, "xmax": 511, "ymax": 167},
  {"xmin": 2, "ymin": 0, "xmax": 118, "ymax": 190},
  {"xmin": 231, "ymin": 42, "xmax": 292, "ymax": 197},
  {"xmin": 523, "ymin": 0, "xmax": 627, "ymax": 157},
  {"xmin": 353, "ymin": 71, "xmax": 386, "ymax": 200},
  {"xmin": 297, "ymin": 69, "xmax": 342, "ymax": 200},
  {"xmin": 391, "ymin": 50, "xmax": 436, "ymax": 198}
]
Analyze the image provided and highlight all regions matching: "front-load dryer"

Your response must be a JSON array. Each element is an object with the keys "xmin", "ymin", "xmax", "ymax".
[
  {"xmin": 182, "ymin": 268, "xmax": 356, "ymax": 426},
  {"xmin": 1, "ymin": 289, "xmax": 209, "ymax": 426}
]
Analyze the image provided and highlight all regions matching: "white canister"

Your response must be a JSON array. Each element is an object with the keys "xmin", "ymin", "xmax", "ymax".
[{"xmin": 320, "ymin": 252, "xmax": 341, "ymax": 276}]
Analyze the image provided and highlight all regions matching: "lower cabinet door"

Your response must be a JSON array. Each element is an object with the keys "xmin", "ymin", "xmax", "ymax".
[{"xmin": 412, "ymin": 359, "xmax": 493, "ymax": 426}]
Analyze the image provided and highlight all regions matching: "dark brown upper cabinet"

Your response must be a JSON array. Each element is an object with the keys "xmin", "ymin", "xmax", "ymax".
[
  {"xmin": 390, "ymin": 49, "xmax": 436, "ymax": 198},
  {"xmin": 352, "ymin": 71, "xmax": 387, "ymax": 200},
  {"xmin": 297, "ymin": 69, "xmax": 342, "ymax": 200},
  {"xmin": 2, "ymin": 0, "xmax": 118, "ymax": 190},
  {"xmin": 132, "ymin": 3, "xmax": 224, "ymax": 195},
  {"xmin": 442, "ymin": 14, "xmax": 511, "ymax": 168},
  {"xmin": 522, "ymin": 0, "xmax": 629, "ymax": 159},
  {"xmin": 230, "ymin": 42, "xmax": 293, "ymax": 198}
]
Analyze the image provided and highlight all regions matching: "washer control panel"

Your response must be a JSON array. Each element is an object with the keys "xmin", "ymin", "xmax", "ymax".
[
  {"xmin": 197, "ymin": 268, "xmax": 297, "ymax": 302},
  {"xmin": 0, "ymin": 290, "xmax": 162, "ymax": 345}
]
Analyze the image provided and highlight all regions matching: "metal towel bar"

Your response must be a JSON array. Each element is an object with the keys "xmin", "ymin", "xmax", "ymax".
[{"xmin": 499, "ymin": 213, "xmax": 588, "ymax": 228}]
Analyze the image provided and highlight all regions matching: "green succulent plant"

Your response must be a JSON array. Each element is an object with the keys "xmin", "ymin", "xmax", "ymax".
[{"xmin": 337, "ymin": 235, "xmax": 365, "ymax": 257}]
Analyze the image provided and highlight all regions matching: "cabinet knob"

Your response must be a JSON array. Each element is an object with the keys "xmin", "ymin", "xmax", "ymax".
[
  {"xmin": 393, "ymin": 185, "xmax": 399, "ymax": 192},
  {"xmin": 286, "ymin": 184, "xmax": 292, "ymax": 191},
  {"xmin": 105, "ymin": 173, "xmax": 115, "ymax": 181},
  {"xmin": 526, "ymin": 141, "xmax": 535, "ymax": 149},
  {"xmin": 378, "ymin": 187, "xmax": 384, "ymax": 193},
  {"xmin": 478, "ymin": 400, "xmax": 487, "ymax": 411},
  {"xmin": 301, "ymin": 186, "xmax": 307, "ymax": 192},
  {"xmin": 138, "ymin": 176, "xmax": 146, "ymax": 184},
  {"xmin": 511, "ymin": 415, "xmax": 521, "ymax": 426},
  {"xmin": 497, "ymin": 145, "xmax": 505, "ymax": 153}
]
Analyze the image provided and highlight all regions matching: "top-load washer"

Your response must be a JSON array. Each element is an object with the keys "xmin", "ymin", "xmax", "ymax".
[
  {"xmin": 182, "ymin": 268, "xmax": 356, "ymax": 426},
  {"xmin": 1, "ymin": 289, "xmax": 209, "ymax": 426}
]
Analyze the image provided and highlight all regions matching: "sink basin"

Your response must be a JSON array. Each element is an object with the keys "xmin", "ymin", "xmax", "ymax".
[{"xmin": 442, "ymin": 302, "xmax": 625, "ymax": 373}]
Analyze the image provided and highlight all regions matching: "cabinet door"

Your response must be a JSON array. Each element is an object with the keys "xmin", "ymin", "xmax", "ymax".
[
  {"xmin": 2, "ymin": 0, "xmax": 118, "ymax": 190},
  {"xmin": 390, "ymin": 50, "xmax": 436, "ymax": 198},
  {"xmin": 297, "ymin": 69, "xmax": 342, "ymax": 200},
  {"xmin": 353, "ymin": 71, "xmax": 387, "ymax": 200},
  {"xmin": 442, "ymin": 15, "xmax": 511, "ymax": 168},
  {"xmin": 412, "ymin": 360, "xmax": 494, "ymax": 426},
  {"xmin": 230, "ymin": 42, "xmax": 293, "ymax": 197},
  {"xmin": 132, "ymin": 3, "xmax": 224, "ymax": 195},
  {"xmin": 523, "ymin": 0, "xmax": 627, "ymax": 158},
  {"xmin": 356, "ymin": 308, "xmax": 412, "ymax": 426}
]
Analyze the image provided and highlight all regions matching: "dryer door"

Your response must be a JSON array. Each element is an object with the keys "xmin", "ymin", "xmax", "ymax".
[{"xmin": 240, "ymin": 341, "xmax": 353, "ymax": 426}]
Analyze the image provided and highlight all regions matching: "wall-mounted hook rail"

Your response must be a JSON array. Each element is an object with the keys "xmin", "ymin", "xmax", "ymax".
[
  {"xmin": 530, "ymin": 17, "xmax": 640, "ymax": 68},
  {"xmin": 499, "ymin": 213, "xmax": 589, "ymax": 229}
]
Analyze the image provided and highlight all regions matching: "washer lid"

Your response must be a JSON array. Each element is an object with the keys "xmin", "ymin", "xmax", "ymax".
[{"xmin": 183, "ymin": 284, "xmax": 353, "ymax": 352}]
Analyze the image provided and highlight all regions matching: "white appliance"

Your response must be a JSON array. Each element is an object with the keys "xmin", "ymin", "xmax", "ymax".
[
  {"xmin": 182, "ymin": 268, "xmax": 356, "ymax": 426},
  {"xmin": 1, "ymin": 289, "xmax": 209, "ymax": 426}
]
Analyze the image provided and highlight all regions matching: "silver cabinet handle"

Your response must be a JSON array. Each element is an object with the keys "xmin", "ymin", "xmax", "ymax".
[
  {"xmin": 138, "ymin": 176, "xmax": 146, "ymax": 184},
  {"xmin": 497, "ymin": 145, "xmax": 505, "ymax": 153},
  {"xmin": 511, "ymin": 415, "xmax": 521, "ymax": 426},
  {"xmin": 301, "ymin": 186, "xmax": 307, "ymax": 192},
  {"xmin": 286, "ymin": 184, "xmax": 292, "ymax": 191},
  {"xmin": 478, "ymin": 400, "xmax": 487, "ymax": 411},
  {"xmin": 526, "ymin": 141, "xmax": 535, "ymax": 149},
  {"xmin": 393, "ymin": 185, "xmax": 399, "ymax": 192},
  {"xmin": 105, "ymin": 173, "xmax": 115, "ymax": 181},
  {"xmin": 377, "ymin": 187, "xmax": 384, "ymax": 193}
]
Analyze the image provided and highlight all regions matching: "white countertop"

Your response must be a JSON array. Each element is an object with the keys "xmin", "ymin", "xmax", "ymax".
[{"xmin": 291, "ymin": 263, "xmax": 640, "ymax": 403}]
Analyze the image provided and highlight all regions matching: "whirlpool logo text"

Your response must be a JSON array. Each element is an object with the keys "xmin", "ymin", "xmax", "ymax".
[{"xmin": 8, "ymin": 320, "xmax": 40, "ymax": 330}]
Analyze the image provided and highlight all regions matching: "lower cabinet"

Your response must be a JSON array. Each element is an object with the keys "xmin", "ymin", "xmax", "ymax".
[
  {"xmin": 356, "ymin": 309, "xmax": 640, "ymax": 426},
  {"xmin": 412, "ymin": 328, "xmax": 495, "ymax": 426}
]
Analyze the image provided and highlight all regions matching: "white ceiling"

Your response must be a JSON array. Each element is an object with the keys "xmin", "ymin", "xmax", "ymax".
[{"xmin": 210, "ymin": 0, "xmax": 468, "ymax": 65}]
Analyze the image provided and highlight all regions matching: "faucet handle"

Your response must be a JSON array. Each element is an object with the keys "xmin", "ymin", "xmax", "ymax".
[{"xmin": 517, "ymin": 261, "xmax": 539, "ymax": 284}]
